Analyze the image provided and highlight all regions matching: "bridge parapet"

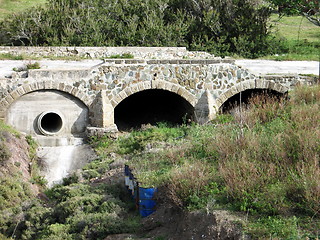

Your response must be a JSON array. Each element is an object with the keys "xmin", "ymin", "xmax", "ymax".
[{"xmin": 1, "ymin": 52, "xmax": 314, "ymax": 139}]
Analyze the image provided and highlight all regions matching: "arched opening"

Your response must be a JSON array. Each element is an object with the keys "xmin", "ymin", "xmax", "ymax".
[
  {"xmin": 115, "ymin": 89, "xmax": 194, "ymax": 131},
  {"xmin": 38, "ymin": 111, "xmax": 63, "ymax": 135},
  {"xmin": 220, "ymin": 89, "xmax": 287, "ymax": 113},
  {"xmin": 6, "ymin": 90, "xmax": 88, "ymax": 137}
]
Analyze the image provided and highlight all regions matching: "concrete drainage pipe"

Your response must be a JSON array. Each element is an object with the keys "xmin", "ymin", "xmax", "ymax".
[{"xmin": 37, "ymin": 111, "xmax": 64, "ymax": 136}]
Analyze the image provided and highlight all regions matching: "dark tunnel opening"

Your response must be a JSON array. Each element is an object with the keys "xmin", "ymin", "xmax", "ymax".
[
  {"xmin": 39, "ymin": 112, "xmax": 63, "ymax": 135},
  {"xmin": 115, "ymin": 89, "xmax": 194, "ymax": 131},
  {"xmin": 220, "ymin": 89, "xmax": 287, "ymax": 114}
]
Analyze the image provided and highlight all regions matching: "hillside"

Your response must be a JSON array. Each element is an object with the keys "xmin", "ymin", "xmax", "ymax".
[
  {"xmin": 0, "ymin": 0, "xmax": 46, "ymax": 21},
  {"xmin": 90, "ymin": 85, "xmax": 320, "ymax": 239},
  {"xmin": 1, "ymin": 85, "xmax": 319, "ymax": 239}
]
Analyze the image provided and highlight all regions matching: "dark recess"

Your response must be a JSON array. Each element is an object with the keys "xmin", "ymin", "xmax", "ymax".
[
  {"xmin": 220, "ymin": 89, "xmax": 287, "ymax": 113},
  {"xmin": 40, "ymin": 112, "xmax": 63, "ymax": 133},
  {"xmin": 115, "ymin": 89, "xmax": 194, "ymax": 131}
]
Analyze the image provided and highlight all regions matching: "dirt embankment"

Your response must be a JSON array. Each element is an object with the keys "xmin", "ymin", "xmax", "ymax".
[
  {"xmin": 139, "ymin": 186, "xmax": 246, "ymax": 240},
  {"xmin": 0, "ymin": 131, "xmax": 39, "ymax": 195}
]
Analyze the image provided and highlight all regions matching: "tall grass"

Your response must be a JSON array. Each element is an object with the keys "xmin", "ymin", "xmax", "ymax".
[{"xmin": 92, "ymin": 85, "xmax": 320, "ymax": 238}]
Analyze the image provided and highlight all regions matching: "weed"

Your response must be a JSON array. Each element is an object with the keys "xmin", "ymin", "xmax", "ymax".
[
  {"xmin": 106, "ymin": 53, "xmax": 134, "ymax": 59},
  {"xmin": 0, "ymin": 53, "xmax": 24, "ymax": 60},
  {"xmin": 245, "ymin": 216, "xmax": 301, "ymax": 239},
  {"xmin": 26, "ymin": 61, "xmax": 40, "ymax": 69}
]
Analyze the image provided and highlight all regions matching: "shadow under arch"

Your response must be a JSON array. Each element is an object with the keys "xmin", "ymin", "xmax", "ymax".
[
  {"xmin": 114, "ymin": 89, "xmax": 195, "ymax": 131},
  {"xmin": 215, "ymin": 80, "xmax": 289, "ymax": 112}
]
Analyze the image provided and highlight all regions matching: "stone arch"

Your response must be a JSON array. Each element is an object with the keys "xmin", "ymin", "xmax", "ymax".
[
  {"xmin": 0, "ymin": 81, "xmax": 92, "ymax": 119},
  {"xmin": 215, "ymin": 79, "xmax": 289, "ymax": 110},
  {"xmin": 110, "ymin": 80, "xmax": 197, "ymax": 108}
]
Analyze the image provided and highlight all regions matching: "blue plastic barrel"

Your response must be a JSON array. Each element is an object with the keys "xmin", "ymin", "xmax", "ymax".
[{"xmin": 138, "ymin": 187, "xmax": 157, "ymax": 217}]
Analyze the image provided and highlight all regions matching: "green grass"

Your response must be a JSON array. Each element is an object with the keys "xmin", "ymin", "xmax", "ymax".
[
  {"xmin": 89, "ymin": 85, "xmax": 320, "ymax": 238},
  {"xmin": 0, "ymin": 0, "xmax": 47, "ymax": 21},
  {"xmin": 0, "ymin": 120, "xmax": 20, "ymax": 137},
  {"xmin": 264, "ymin": 14, "xmax": 320, "ymax": 61},
  {"xmin": 270, "ymin": 15, "xmax": 320, "ymax": 42}
]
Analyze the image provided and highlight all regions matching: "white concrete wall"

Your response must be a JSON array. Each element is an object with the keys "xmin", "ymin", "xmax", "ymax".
[{"xmin": 6, "ymin": 90, "xmax": 88, "ymax": 137}]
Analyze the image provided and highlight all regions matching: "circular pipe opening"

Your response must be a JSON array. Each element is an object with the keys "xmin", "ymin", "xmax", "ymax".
[{"xmin": 38, "ymin": 111, "xmax": 64, "ymax": 136}]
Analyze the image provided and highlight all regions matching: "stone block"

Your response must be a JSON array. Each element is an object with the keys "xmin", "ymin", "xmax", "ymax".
[
  {"xmin": 268, "ymin": 81, "xmax": 275, "ymax": 90},
  {"xmin": 71, "ymin": 87, "xmax": 80, "ymax": 96},
  {"xmin": 58, "ymin": 82, "xmax": 66, "ymax": 91},
  {"xmin": 219, "ymin": 93, "xmax": 227, "ymax": 104},
  {"xmin": 157, "ymin": 81, "xmax": 166, "ymax": 90},
  {"xmin": 249, "ymin": 80, "xmax": 255, "ymax": 89},
  {"xmin": 242, "ymin": 81, "xmax": 250, "ymax": 90},
  {"xmin": 225, "ymin": 90, "xmax": 233, "ymax": 98},
  {"xmin": 5, "ymin": 94, "xmax": 14, "ymax": 104},
  {"xmin": 0, "ymin": 100, "xmax": 9, "ymax": 109},
  {"xmin": 171, "ymin": 84, "xmax": 179, "ymax": 93},
  {"xmin": 130, "ymin": 84, "xmax": 139, "ymax": 93},
  {"xmin": 177, "ymin": 87, "xmax": 185, "ymax": 96},
  {"xmin": 229, "ymin": 86, "xmax": 238, "ymax": 96},
  {"xmin": 23, "ymin": 84, "xmax": 32, "ymax": 93},
  {"xmin": 151, "ymin": 80, "xmax": 159, "ymax": 89},
  {"xmin": 37, "ymin": 81, "xmax": 45, "ymax": 89},
  {"xmin": 137, "ymin": 82, "xmax": 145, "ymax": 91},
  {"xmin": 113, "ymin": 94, "xmax": 123, "ymax": 104},
  {"xmin": 64, "ymin": 85, "xmax": 73, "ymax": 93},
  {"xmin": 111, "ymin": 100, "xmax": 118, "ymax": 107},
  {"xmin": 215, "ymin": 98, "xmax": 222, "ymax": 108},
  {"xmin": 10, "ymin": 90, "xmax": 20, "ymax": 100},
  {"xmin": 76, "ymin": 92, "xmax": 86, "ymax": 102},
  {"xmin": 51, "ymin": 82, "xmax": 59, "ymax": 90},
  {"xmin": 30, "ymin": 82, "xmax": 38, "ymax": 91},
  {"xmin": 44, "ymin": 81, "xmax": 53, "ymax": 89},
  {"xmin": 118, "ymin": 90, "xmax": 127, "ymax": 100},
  {"xmin": 235, "ymin": 83, "xmax": 243, "ymax": 93},
  {"xmin": 16, "ymin": 86, "xmax": 26, "ymax": 96},
  {"xmin": 143, "ymin": 81, "xmax": 151, "ymax": 90},
  {"xmin": 124, "ymin": 87, "xmax": 133, "ymax": 96},
  {"xmin": 279, "ymin": 85, "xmax": 289, "ymax": 93},
  {"xmin": 164, "ymin": 82, "xmax": 173, "ymax": 91}
]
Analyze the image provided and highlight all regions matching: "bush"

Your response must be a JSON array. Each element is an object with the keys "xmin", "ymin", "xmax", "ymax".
[
  {"xmin": 0, "ymin": 0, "xmax": 278, "ymax": 57},
  {"xmin": 0, "ymin": 141, "xmax": 11, "ymax": 164}
]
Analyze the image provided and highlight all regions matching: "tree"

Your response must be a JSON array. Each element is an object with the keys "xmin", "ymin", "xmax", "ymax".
[{"xmin": 269, "ymin": 0, "xmax": 320, "ymax": 26}]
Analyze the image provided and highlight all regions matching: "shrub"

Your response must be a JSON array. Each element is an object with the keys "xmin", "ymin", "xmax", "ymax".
[
  {"xmin": 0, "ymin": 0, "xmax": 278, "ymax": 57},
  {"xmin": 0, "ymin": 141, "xmax": 11, "ymax": 164},
  {"xmin": 26, "ymin": 62, "xmax": 40, "ymax": 70},
  {"xmin": 246, "ymin": 216, "xmax": 300, "ymax": 239}
]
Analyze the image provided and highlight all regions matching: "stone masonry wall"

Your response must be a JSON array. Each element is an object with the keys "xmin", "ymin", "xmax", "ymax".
[
  {"xmin": 0, "ymin": 46, "xmax": 215, "ymax": 59},
  {"xmin": 0, "ymin": 56, "xmax": 315, "ymax": 131}
]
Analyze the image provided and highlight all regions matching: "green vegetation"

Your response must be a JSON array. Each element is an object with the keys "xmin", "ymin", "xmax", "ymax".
[
  {"xmin": 264, "ymin": 14, "xmax": 320, "ymax": 61},
  {"xmin": 1, "ymin": 86, "xmax": 320, "ymax": 239},
  {"xmin": 0, "ymin": 0, "xmax": 318, "ymax": 60},
  {"xmin": 0, "ymin": 0, "xmax": 280, "ymax": 58},
  {"xmin": 89, "ymin": 85, "xmax": 320, "ymax": 238},
  {"xmin": 0, "ymin": 0, "xmax": 47, "ymax": 21},
  {"xmin": 0, "ymin": 173, "xmax": 140, "ymax": 239},
  {"xmin": 0, "ymin": 53, "xmax": 25, "ymax": 60},
  {"xmin": 106, "ymin": 53, "xmax": 135, "ymax": 59}
]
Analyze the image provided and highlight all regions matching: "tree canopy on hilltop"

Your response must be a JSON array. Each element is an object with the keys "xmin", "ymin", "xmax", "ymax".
[{"xmin": 0, "ymin": 0, "xmax": 284, "ymax": 57}]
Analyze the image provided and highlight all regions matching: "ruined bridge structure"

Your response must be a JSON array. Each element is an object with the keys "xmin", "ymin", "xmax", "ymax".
[{"xmin": 0, "ymin": 47, "xmax": 310, "ymax": 146}]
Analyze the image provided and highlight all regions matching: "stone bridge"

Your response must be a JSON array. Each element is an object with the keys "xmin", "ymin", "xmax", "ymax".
[{"xmin": 0, "ymin": 47, "xmax": 311, "ymax": 145}]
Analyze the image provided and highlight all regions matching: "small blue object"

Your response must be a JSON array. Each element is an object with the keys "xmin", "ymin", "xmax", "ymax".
[
  {"xmin": 139, "ymin": 187, "xmax": 157, "ymax": 199},
  {"xmin": 139, "ymin": 209, "xmax": 155, "ymax": 218},
  {"xmin": 138, "ymin": 187, "xmax": 157, "ymax": 217}
]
